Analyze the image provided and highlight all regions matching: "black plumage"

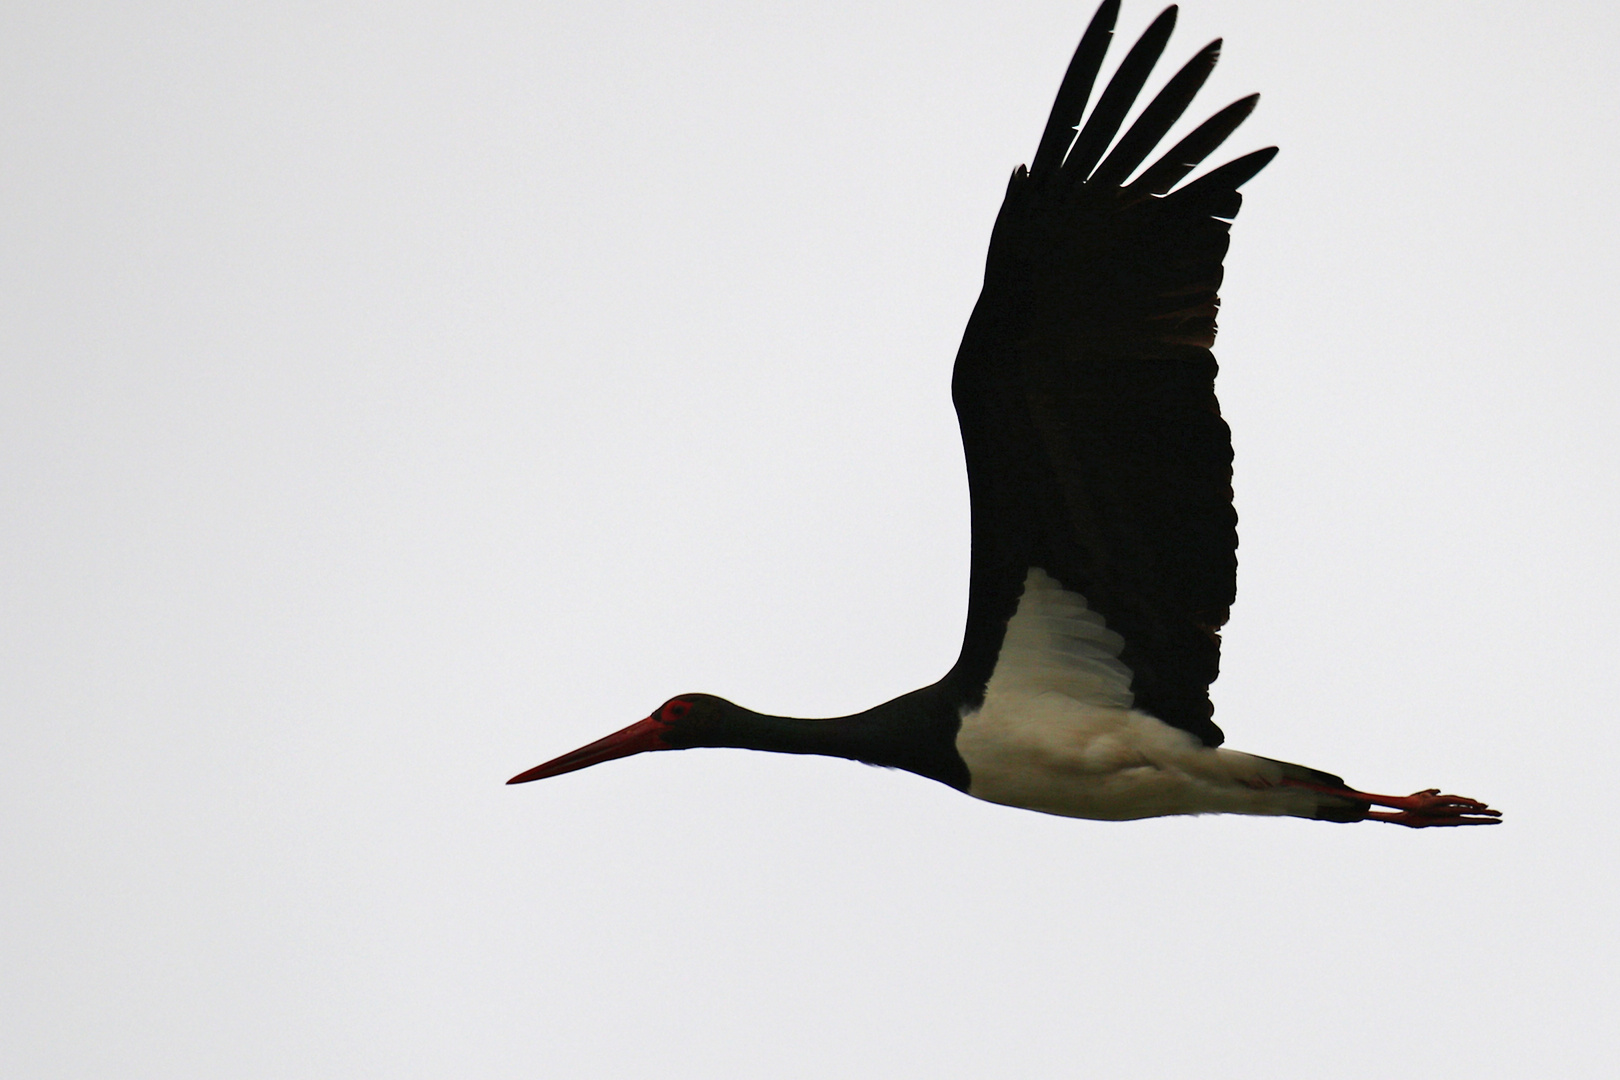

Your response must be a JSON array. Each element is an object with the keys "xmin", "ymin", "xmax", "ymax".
[
  {"xmin": 948, "ymin": 0, "xmax": 1273, "ymax": 745},
  {"xmin": 509, "ymin": 2, "xmax": 1500, "ymax": 830}
]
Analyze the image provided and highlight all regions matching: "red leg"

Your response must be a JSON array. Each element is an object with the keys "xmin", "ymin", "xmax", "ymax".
[{"xmin": 1283, "ymin": 780, "xmax": 1502, "ymax": 827}]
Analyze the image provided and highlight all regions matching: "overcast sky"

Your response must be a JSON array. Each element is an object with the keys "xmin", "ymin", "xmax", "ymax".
[{"xmin": 5, "ymin": 1, "xmax": 1617, "ymax": 1077}]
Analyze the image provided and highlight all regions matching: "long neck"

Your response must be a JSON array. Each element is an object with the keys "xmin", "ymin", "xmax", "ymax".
[{"xmin": 700, "ymin": 686, "xmax": 971, "ymax": 791}]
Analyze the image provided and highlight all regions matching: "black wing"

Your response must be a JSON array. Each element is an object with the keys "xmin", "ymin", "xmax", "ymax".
[{"xmin": 946, "ymin": 1, "xmax": 1275, "ymax": 746}]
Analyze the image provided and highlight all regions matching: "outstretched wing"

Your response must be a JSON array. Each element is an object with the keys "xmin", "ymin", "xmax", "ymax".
[{"xmin": 947, "ymin": 1, "xmax": 1275, "ymax": 746}]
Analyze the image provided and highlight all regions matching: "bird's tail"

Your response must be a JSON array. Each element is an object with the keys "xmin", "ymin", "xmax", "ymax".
[{"xmin": 1247, "ymin": 755, "xmax": 1368, "ymax": 822}]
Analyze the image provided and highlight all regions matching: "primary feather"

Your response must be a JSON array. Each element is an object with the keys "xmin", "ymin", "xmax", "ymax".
[{"xmin": 947, "ymin": 2, "xmax": 1276, "ymax": 747}]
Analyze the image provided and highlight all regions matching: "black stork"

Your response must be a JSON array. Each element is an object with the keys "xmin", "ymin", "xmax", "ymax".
[{"xmin": 511, "ymin": 1, "xmax": 1500, "ymax": 828}]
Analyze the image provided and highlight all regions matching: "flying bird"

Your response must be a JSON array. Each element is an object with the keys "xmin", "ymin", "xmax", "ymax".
[{"xmin": 511, "ymin": 1, "xmax": 1499, "ymax": 828}]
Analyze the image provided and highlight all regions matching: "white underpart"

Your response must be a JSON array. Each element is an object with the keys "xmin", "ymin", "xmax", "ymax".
[{"xmin": 955, "ymin": 568, "xmax": 1322, "ymax": 821}]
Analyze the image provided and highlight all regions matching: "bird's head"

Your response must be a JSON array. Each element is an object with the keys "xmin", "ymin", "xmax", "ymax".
[{"xmin": 506, "ymin": 694, "xmax": 731, "ymax": 784}]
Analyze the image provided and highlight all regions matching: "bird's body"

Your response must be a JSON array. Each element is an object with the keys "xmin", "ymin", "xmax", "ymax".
[
  {"xmin": 511, "ymin": 1, "xmax": 1499, "ymax": 829},
  {"xmin": 955, "ymin": 568, "xmax": 1330, "ymax": 822}
]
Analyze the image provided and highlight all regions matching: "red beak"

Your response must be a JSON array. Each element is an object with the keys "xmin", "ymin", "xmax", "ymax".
[{"xmin": 507, "ymin": 715, "xmax": 670, "ymax": 784}]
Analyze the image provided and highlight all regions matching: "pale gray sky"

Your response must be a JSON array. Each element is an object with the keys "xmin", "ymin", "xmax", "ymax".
[{"xmin": 4, "ymin": 2, "xmax": 1616, "ymax": 1077}]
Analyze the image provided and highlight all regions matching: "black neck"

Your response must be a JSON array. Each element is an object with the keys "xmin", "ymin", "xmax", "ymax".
[{"xmin": 677, "ymin": 685, "xmax": 971, "ymax": 791}]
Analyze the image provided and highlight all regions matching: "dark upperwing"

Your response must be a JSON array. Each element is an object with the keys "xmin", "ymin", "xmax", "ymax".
[{"xmin": 945, "ymin": 1, "xmax": 1277, "ymax": 746}]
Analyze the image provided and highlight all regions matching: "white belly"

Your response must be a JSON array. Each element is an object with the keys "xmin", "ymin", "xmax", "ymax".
[
  {"xmin": 955, "ymin": 568, "xmax": 1319, "ymax": 821},
  {"xmin": 956, "ymin": 692, "xmax": 1310, "ymax": 820}
]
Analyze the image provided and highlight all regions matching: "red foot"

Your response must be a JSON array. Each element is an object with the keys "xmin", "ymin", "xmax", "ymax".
[
  {"xmin": 1359, "ymin": 788, "xmax": 1502, "ymax": 828},
  {"xmin": 1284, "ymin": 781, "xmax": 1502, "ymax": 827}
]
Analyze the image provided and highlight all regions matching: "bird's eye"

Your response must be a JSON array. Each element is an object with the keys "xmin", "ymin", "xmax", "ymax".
[{"xmin": 664, "ymin": 701, "xmax": 690, "ymax": 721}]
